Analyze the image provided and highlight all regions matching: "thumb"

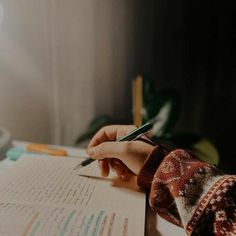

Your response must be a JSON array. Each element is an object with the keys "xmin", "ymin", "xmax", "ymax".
[{"xmin": 87, "ymin": 142, "xmax": 128, "ymax": 162}]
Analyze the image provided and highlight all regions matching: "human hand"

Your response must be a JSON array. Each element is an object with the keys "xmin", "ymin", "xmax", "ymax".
[{"xmin": 87, "ymin": 125, "xmax": 155, "ymax": 181}]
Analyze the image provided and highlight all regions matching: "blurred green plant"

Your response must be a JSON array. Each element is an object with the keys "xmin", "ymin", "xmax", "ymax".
[{"xmin": 75, "ymin": 76, "xmax": 219, "ymax": 166}]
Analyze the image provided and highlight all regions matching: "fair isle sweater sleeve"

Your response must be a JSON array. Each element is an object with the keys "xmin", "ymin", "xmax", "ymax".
[{"xmin": 137, "ymin": 147, "xmax": 236, "ymax": 235}]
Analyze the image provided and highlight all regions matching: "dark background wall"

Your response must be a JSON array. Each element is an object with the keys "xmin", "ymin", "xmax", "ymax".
[{"xmin": 132, "ymin": 0, "xmax": 236, "ymax": 173}]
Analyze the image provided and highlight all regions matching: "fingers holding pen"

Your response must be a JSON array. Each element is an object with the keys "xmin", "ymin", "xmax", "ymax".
[
  {"xmin": 88, "ymin": 142, "xmax": 128, "ymax": 178},
  {"xmin": 109, "ymin": 159, "xmax": 133, "ymax": 181},
  {"xmin": 98, "ymin": 159, "xmax": 132, "ymax": 181},
  {"xmin": 98, "ymin": 159, "xmax": 110, "ymax": 177},
  {"xmin": 88, "ymin": 125, "xmax": 136, "ymax": 148},
  {"xmin": 87, "ymin": 141, "xmax": 154, "ymax": 175},
  {"xmin": 88, "ymin": 142, "xmax": 126, "ymax": 158},
  {"xmin": 87, "ymin": 125, "xmax": 155, "ymax": 181}
]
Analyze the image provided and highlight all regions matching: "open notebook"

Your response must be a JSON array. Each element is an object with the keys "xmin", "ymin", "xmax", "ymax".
[{"xmin": 0, "ymin": 156, "xmax": 146, "ymax": 236}]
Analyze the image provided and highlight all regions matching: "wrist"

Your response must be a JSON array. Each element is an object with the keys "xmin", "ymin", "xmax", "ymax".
[{"xmin": 137, "ymin": 145, "xmax": 169, "ymax": 190}]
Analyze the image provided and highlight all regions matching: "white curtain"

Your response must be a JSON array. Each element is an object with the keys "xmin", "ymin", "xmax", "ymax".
[
  {"xmin": 51, "ymin": 0, "xmax": 136, "ymax": 145},
  {"xmin": 0, "ymin": 0, "xmax": 52, "ymax": 143},
  {"xmin": 0, "ymin": 0, "xmax": 136, "ymax": 145}
]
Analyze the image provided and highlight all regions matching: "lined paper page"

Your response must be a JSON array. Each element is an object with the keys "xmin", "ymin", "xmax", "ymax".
[{"xmin": 0, "ymin": 156, "xmax": 146, "ymax": 236}]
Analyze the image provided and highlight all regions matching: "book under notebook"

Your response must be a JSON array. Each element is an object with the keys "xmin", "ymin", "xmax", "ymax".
[{"xmin": 0, "ymin": 155, "xmax": 146, "ymax": 236}]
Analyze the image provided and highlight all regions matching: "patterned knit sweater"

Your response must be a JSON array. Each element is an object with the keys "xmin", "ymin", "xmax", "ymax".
[{"xmin": 137, "ymin": 145, "xmax": 236, "ymax": 235}]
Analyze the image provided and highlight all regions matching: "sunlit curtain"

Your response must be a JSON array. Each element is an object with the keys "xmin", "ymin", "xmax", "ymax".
[
  {"xmin": 50, "ymin": 0, "xmax": 136, "ymax": 145},
  {"xmin": 0, "ymin": 0, "xmax": 137, "ymax": 145}
]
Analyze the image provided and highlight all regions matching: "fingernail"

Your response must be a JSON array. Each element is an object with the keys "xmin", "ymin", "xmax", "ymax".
[
  {"xmin": 87, "ymin": 147, "xmax": 95, "ymax": 155},
  {"xmin": 121, "ymin": 174, "xmax": 127, "ymax": 181}
]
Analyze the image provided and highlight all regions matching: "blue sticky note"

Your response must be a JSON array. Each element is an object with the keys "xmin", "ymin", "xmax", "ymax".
[{"xmin": 6, "ymin": 147, "xmax": 25, "ymax": 161}]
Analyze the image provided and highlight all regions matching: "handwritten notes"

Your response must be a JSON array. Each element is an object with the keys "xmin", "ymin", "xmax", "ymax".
[{"xmin": 0, "ymin": 156, "xmax": 146, "ymax": 236}]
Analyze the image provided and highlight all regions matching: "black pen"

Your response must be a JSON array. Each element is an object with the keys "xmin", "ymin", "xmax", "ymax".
[{"xmin": 73, "ymin": 117, "xmax": 158, "ymax": 170}]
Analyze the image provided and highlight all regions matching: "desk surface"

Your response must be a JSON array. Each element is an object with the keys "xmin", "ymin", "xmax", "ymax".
[{"xmin": 0, "ymin": 141, "xmax": 185, "ymax": 236}]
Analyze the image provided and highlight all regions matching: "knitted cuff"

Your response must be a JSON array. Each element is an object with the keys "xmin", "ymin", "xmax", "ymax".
[{"xmin": 137, "ymin": 145, "xmax": 169, "ymax": 190}]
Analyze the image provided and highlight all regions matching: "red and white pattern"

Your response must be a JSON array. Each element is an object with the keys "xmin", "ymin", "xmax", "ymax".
[
  {"xmin": 186, "ymin": 175, "xmax": 236, "ymax": 235},
  {"xmin": 138, "ymin": 147, "xmax": 236, "ymax": 236}
]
